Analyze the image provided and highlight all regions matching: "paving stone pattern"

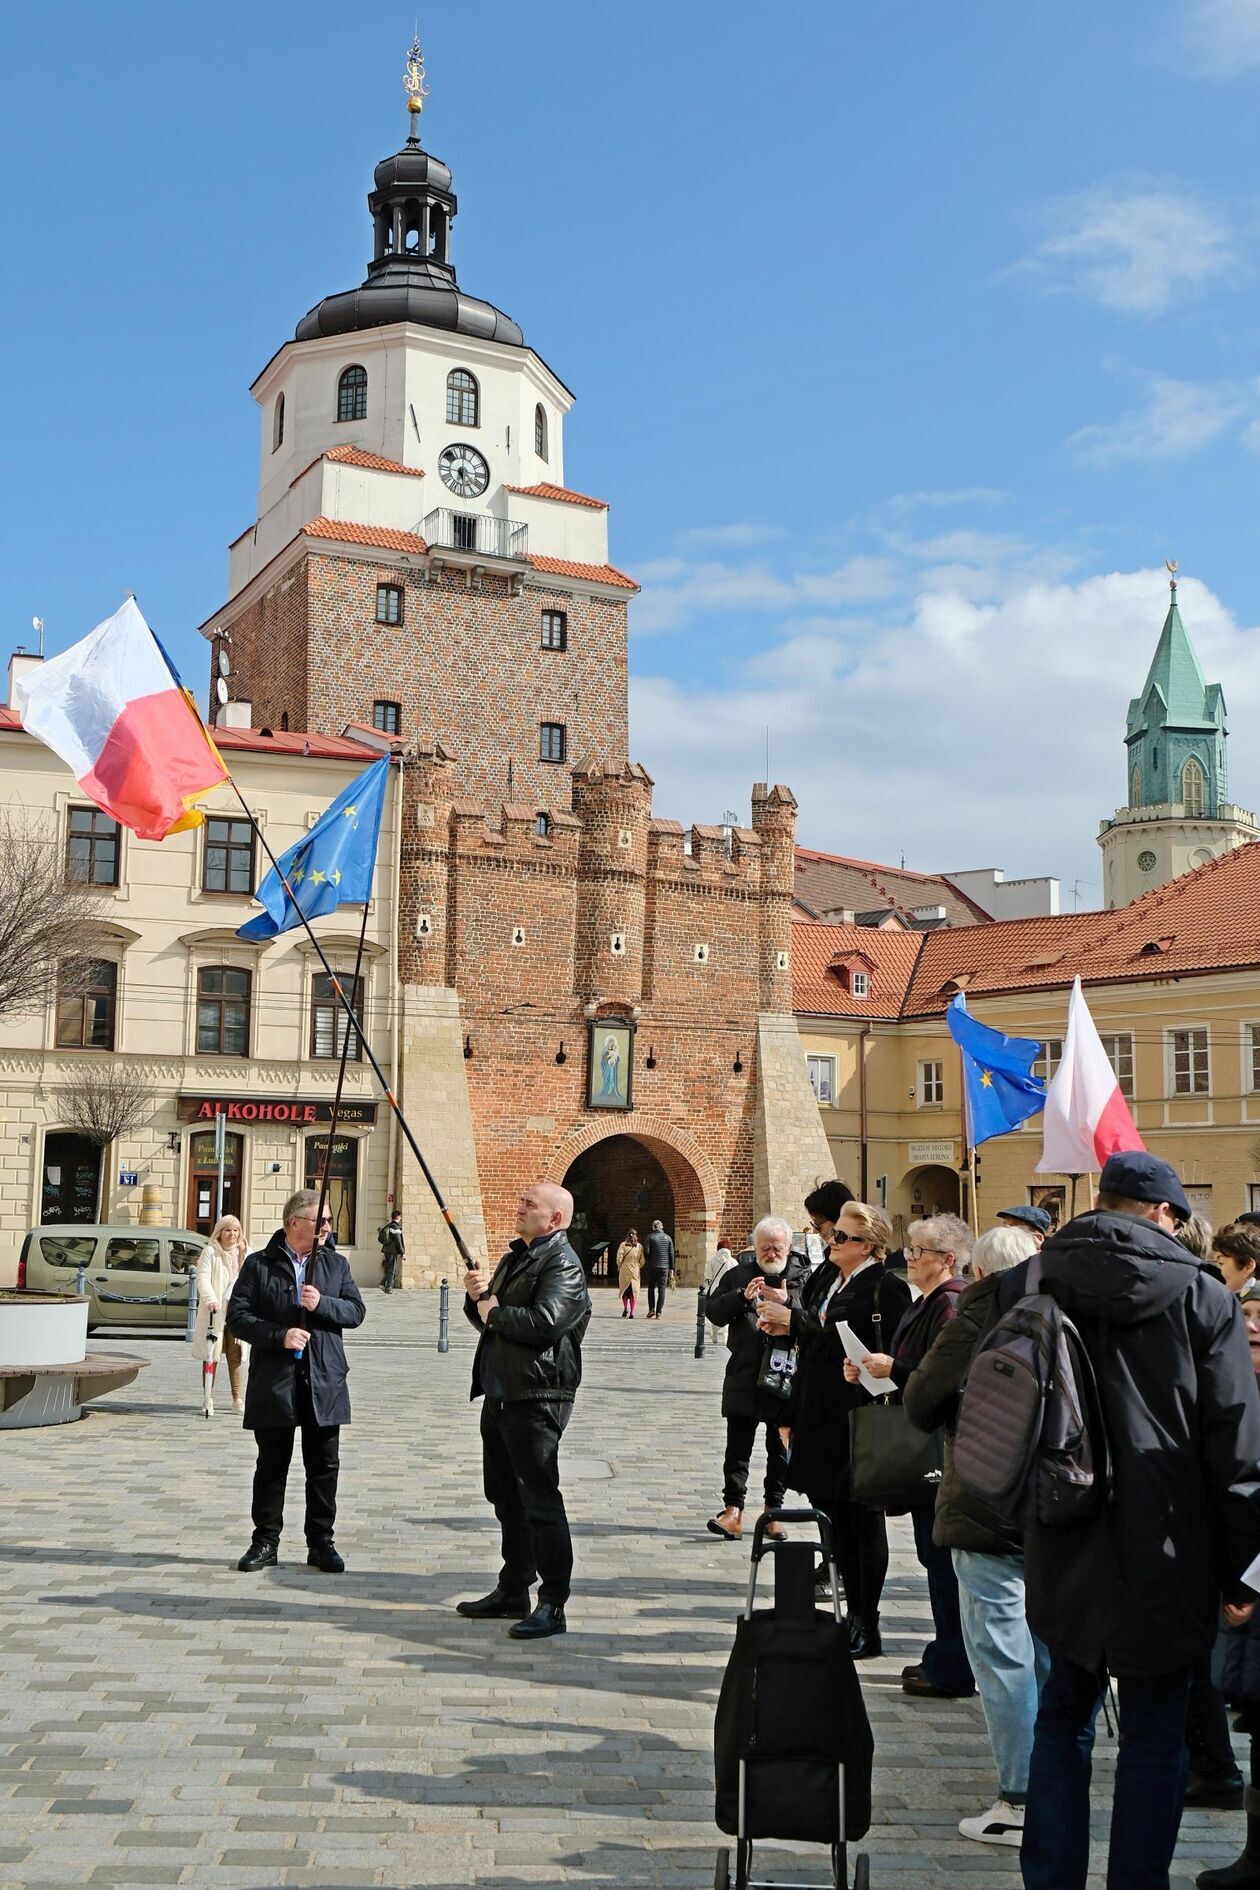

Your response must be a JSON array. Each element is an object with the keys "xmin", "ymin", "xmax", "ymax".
[{"xmin": 0, "ymin": 1290, "xmax": 1245, "ymax": 1887}]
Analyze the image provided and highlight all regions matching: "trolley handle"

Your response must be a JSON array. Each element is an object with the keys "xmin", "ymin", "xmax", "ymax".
[{"xmin": 749, "ymin": 1506, "xmax": 835, "ymax": 1564}]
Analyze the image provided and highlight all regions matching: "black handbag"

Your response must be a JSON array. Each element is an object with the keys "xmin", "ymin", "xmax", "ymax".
[
  {"xmin": 845, "ymin": 1273, "xmax": 942, "ymax": 1514},
  {"xmin": 756, "ymin": 1335, "xmax": 799, "ymax": 1402}
]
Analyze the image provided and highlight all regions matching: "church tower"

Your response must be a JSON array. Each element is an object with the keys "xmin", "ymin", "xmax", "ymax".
[
  {"xmin": 200, "ymin": 40, "xmax": 636, "ymax": 811},
  {"xmin": 1098, "ymin": 566, "xmax": 1257, "ymax": 907}
]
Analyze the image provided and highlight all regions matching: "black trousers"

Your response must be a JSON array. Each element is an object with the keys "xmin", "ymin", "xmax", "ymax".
[
  {"xmin": 1186, "ymin": 1650, "xmax": 1239, "ymax": 1780},
  {"xmin": 806, "ymin": 1475, "xmax": 889, "ymax": 1629},
  {"xmin": 645, "ymin": 1271, "xmax": 668, "ymax": 1316},
  {"xmin": 251, "ymin": 1374, "xmax": 340, "ymax": 1548},
  {"xmin": 481, "ymin": 1397, "xmax": 573, "ymax": 1606},
  {"xmin": 382, "ymin": 1255, "xmax": 400, "ymax": 1292},
  {"xmin": 723, "ymin": 1414, "xmax": 789, "ymax": 1511}
]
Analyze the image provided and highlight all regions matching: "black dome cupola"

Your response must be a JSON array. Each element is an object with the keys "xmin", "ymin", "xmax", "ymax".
[{"xmin": 294, "ymin": 39, "xmax": 524, "ymax": 347}]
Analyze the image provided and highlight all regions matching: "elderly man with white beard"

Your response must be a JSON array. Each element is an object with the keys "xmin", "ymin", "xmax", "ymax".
[{"xmin": 703, "ymin": 1216, "xmax": 810, "ymax": 1542}]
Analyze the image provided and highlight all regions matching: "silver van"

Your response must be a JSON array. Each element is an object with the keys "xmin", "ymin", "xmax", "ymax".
[{"xmin": 18, "ymin": 1225, "xmax": 206, "ymax": 1330}]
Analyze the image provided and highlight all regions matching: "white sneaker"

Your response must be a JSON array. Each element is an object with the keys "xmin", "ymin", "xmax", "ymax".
[
  {"xmin": 958, "ymin": 1800, "xmax": 1024, "ymax": 1847},
  {"xmin": 232, "ymin": 1398, "xmax": 245, "ymax": 1414}
]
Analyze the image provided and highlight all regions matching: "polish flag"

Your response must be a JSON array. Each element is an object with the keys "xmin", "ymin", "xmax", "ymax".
[
  {"xmin": 1036, "ymin": 976, "xmax": 1145, "ymax": 1175},
  {"xmin": 15, "ymin": 597, "xmax": 228, "ymax": 841}
]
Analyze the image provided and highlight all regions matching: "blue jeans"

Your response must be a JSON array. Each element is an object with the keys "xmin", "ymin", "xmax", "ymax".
[
  {"xmin": 1021, "ymin": 1653, "xmax": 1191, "ymax": 1890},
  {"xmin": 954, "ymin": 1548, "xmax": 1050, "ymax": 1801},
  {"xmin": 910, "ymin": 1505, "xmax": 974, "ymax": 1694}
]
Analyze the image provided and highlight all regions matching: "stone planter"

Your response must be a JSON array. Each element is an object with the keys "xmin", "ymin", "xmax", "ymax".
[
  {"xmin": 0, "ymin": 1290, "xmax": 88, "ymax": 1369},
  {"xmin": 0, "ymin": 1291, "xmax": 145, "ymax": 1429}
]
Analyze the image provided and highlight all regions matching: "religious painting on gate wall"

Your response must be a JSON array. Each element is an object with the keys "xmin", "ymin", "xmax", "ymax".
[
  {"xmin": 586, "ymin": 1020, "xmax": 634, "ymax": 1111},
  {"xmin": 1029, "ymin": 1184, "xmax": 1066, "ymax": 1231}
]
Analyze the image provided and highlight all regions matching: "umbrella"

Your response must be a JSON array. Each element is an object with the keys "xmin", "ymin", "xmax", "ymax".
[{"xmin": 203, "ymin": 1312, "xmax": 218, "ymax": 1417}]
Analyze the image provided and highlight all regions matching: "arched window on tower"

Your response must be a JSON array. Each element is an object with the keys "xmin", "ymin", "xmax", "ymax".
[
  {"xmin": 446, "ymin": 369, "xmax": 479, "ymax": 427},
  {"xmin": 336, "ymin": 365, "xmax": 367, "ymax": 423},
  {"xmin": 403, "ymin": 199, "xmax": 422, "ymax": 251},
  {"xmin": 1182, "ymin": 756, "xmax": 1205, "ymax": 816},
  {"xmin": 534, "ymin": 404, "xmax": 548, "ymax": 461},
  {"xmin": 1130, "ymin": 765, "xmax": 1141, "ymax": 807},
  {"xmin": 272, "ymin": 393, "xmax": 285, "ymax": 453}
]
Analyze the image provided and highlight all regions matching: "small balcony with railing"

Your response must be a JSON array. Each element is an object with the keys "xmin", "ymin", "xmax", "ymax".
[{"xmin": 422, "ymin": 509, "xmax": 529, "ymax": 563}]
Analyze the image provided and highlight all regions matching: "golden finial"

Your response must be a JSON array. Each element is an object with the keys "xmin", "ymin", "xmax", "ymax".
[
  {"xmin": 404, "ymin": 32, "xmax": 428, "ymax": 117},
  {"xmin": 1165, "ymin": 557, "xmax": 1178, "ymax": 595}
]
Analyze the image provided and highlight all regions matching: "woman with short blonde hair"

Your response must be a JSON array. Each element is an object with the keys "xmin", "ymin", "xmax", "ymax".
[{"xmin": 193, "ymin": 1215, "xmax": 250, "ymax": 1417}]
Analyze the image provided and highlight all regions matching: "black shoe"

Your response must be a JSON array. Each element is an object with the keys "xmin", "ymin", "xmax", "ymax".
[
  {"xmin": 1185, "ymin": 1771, "xmax": 1246, "ymax": 1809},
  {"xmin": 306, "ymin": 1543, "xmax": 345, "ymax": 1574},
  {"xmin": 508, "ymin": 1601, "xmax": 567, "ymax": 1640},
  {"xmin": 237, "ymin": 1541, "xmax": 278, "ymax": 1572},
  {"xmin": 456, "ymin": 1586, "xmax": 532, "ymax": 1619},
  {"xmin": 903, "ymin": 1670, "xmax": 975, "ymax": 1699},
  {"xmin": 850, "ymin": 1620, "xmax": 883, "ymax": 1660},
  {"xmin": 814, "ymin": 1565, "xmax": 836, "ymax": 1596},
  {"xmin": 901, "ymin": 1661, "xmax": 924, "ymax": 1681}
]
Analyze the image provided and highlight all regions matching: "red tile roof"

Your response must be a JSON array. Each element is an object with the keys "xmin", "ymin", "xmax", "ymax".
[
  {"xmin": 324, "ymin": 445, "xmax": 425, "ymax": 477},
  {"xmin": 527, "ymin": 554, "xmax": 638, "ymax": 591},
  {"xmin": 506, "ymin": 481, "xmax": 608, "ymax": 509},
  {"xmin": 794, "ymin": 846, "xmax": 992, "ymax": 928},
  {"xmin": 793, "ymin": 922, "xmax": 926, "ymax": 1019},
  {"xmin": 303, "ymin": 517, "xmax": 428, "ymax": 554}
]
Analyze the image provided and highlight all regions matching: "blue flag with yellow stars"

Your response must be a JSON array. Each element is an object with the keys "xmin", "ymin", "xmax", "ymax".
[
  {"xmin": 946, "ymin": 993, "xmax": 1046, "ymax": 1147},
  {"xmin": 237, "ymin": 756, "xmax": 390, "ymax": 942}
]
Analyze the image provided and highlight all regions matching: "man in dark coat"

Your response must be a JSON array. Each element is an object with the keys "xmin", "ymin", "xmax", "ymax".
[
  {"xmin": 643, "ymin": 1219, "xmax": 674, "ymax": 1320},
  {"xmin": 1018, "ymin": 1151, "xmax": 1260, "ymax": 1890},
  {"xmin": 227, "ymin": 1187, "xmax": 366, "ymax": 1574},
  {"xmin": 705, "ymin": 1216, "xmax": 810, "ymax": 1543},
  {"xmin": 378, "ymin": 1210, "xmax": 405, "ymax": 1293},
  {"xmin": 457, "ymin": 1179, "xmax": 592, "ymax": 1641}
]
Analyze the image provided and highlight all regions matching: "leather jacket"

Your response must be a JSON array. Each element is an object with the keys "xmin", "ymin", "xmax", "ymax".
[{"xmin": 465, "ymin": 1229, "xmax": 592, "ymax": 1404}]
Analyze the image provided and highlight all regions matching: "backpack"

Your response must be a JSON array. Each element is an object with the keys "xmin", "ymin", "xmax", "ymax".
[{"xmin": 951, "ymin": 1256, "xmax": 1112, "ymax": 1529}]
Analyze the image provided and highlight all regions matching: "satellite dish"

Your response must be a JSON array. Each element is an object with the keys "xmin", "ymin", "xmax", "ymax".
[
  {"xmin": 215, "ymin": 677, "xmax": 230, "ymax": 707},
  {"xmin": 31, "ymin": 616, "xmax": 41, "ymax": 632},
  {"xmin": 217, "ymin": 647, "xmax": 231, "ymax": 679}
]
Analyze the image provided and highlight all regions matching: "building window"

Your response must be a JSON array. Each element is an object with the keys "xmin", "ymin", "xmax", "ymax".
[
  {"xmin": 1171, "ymin": 1027, "xmax": 1210, "ymax": 1096},
  {"xmin": 807, "ymin": 1055, "xmax": 835, "ymax": 1104},
  {"xmin": 1033, "ymin": 1038, "xmax": 1063, "ymax": 1084},
  {"xmin": 304, "ymin": 1133, "xmax": 357, "ymax": 1243},
  {"xmin": 65, "ymin": 806, "xmax": 120, "ymax": 887},
  {"xmin": 1099, "ymin": 1032, "xmax": 1135, "ymax": 1100},
  {"xmin": 1130, "ymin": 765, "xmax": 1141, "ymax": 806},
  {"xmin": 1182, "ymin": 756, "xmax": 1205, "ymax": 816},
  {"xmin": 56, "ymin": 959, "xmax": 117, "ymax": 1050},
  {"xmin": 850, "ymin": 971, "xmax": 869, "ymax": 1000},
  {"xmin": 310, "ymin": 973, "xmax": 364, "ymax": 1062},
  {"xmin": 373, "ymin": 700, "xmax": 401, "ymax": 735},
  {"xmin": 196, "ymin": 966, "xmax": 252, "ymax": 1057},
  {"xmin": 540, "ymin": 722, "xmax": 566, "ymax": 764},
  {"xmin": 541, "ymin": 609, "xmax": 568, "ymax": 651},
  {"xmin": 336, "ymin": 364, "xmax": 367, "ymax": 423},
  {"xmin": 534, "ymin": 403, "xmax": 548, "ymax": 460},
  {"xmin": 376, "ymin": 583, "xmax": 403, "ymax": 625},
  {"xmin": 446, "ymin": 368, "xmax": 479, "ymax": 427},
  {"xmin": 536, "ymin": 811, "xmax": 551, "ymax": 837},
  {"xmin": 918, "ymin": 1060, "xmax": 944, "ymax": 1105},
  {"xmin": 203, "ymin": 817, "xmax": 255, "ymax": 895},
  {"xmin": 272, "ymin": 392, "xmax": 284, "ymax": 452},
  {"xmin": 1248, "ymin": 1024, "xmax": 1260, "ymax": 1094}
]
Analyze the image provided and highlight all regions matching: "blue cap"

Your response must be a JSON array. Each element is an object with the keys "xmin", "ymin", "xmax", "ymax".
[
  {"xmin": 1099, "ymin": 1151, "xmax": 1191, "ymax": 1222},
  {"xmin": 997, "ymin": 1205, "xmax": 1052, "ymax": 1235}
]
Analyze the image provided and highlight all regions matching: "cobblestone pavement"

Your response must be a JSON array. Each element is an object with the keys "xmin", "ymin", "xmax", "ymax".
[{"xmin": 0, "ymin": 1288, "xmax": 1244, "ymax": 1887}]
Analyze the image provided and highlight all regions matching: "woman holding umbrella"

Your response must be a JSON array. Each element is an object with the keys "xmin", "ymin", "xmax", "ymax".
[{"xmin": 193, "ymin": 1214, "xmax": 249, "ymax": 1417}]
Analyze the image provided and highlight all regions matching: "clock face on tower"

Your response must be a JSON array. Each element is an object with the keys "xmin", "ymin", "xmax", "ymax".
[{"xmin": 439, "ymin": 443, "xmax": 489, "ymax": 498}]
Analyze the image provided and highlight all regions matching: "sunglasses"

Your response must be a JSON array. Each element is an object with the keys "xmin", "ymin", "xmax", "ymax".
[{"xmin": 830, "ymin": 1231, "xmax": 870, "ymax": 1246}]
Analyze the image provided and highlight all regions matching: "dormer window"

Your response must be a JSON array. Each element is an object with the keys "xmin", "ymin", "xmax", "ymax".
[
  {"xmin": 534, "ymin": 403, "xmax": 548, "ymax": 460},
  {"xmin": 446, "ymin": 369, "xmax": 479, "ymax": 427},
  {"xmin": 827, "ymin": 950, "xmax": 875, "ymax": 1000},
  {"xmin": 337, "ymin": 365, "xmax": 367, "ymax": 423},
  {"xmin": 851, "ymin": 971, "xmax": 869, "ymax": 1000},
  {"xmin": 272, "ymin": 393, "xmax": 285, "ymax": 452}
]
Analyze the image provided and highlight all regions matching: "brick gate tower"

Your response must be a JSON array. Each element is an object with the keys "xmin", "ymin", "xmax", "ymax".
[{"xmin": 201, "ymin": 47, "xmax": 834, "ymax": 1280}]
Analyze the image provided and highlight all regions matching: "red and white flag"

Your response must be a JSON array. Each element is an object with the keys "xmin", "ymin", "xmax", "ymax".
[{"xmin": 1036, "ymin": 977, "xmax": 1145, "ymax": 1175}]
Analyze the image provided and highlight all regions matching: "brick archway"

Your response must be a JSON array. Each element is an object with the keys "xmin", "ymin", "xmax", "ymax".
[{"xmin": 549, "ymin": 1116, "xmax": 717, "ymax": 1285}]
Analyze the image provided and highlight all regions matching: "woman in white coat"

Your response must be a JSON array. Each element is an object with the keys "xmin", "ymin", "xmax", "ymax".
[{"xmin": 193, "ymin": 1215, "xmax": 248, "ymax": 1417}]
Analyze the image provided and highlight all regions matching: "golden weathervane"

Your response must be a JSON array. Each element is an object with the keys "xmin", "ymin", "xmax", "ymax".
[
  {"xmin": 404, "ymin": 34, "xmax": 429, "ymax": 117},
  {"xmin": 1165, "ymin": 557, "xmax": 1179, "ymax": 594}
]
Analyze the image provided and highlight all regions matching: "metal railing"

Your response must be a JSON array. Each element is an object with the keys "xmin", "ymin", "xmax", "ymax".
[{"xmin": 423, "ymin": 509, "xmax": 529, "ymax": 561}]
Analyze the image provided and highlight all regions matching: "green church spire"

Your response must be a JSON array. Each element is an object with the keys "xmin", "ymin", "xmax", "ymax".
[{"xmin": 1124, "ymin": 563, "xmax": 1227, "ymax": 815}]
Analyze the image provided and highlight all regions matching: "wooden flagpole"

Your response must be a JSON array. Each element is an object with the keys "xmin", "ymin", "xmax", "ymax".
[{"xmin": 227, "ymin": 774, "xmax": 478, "ymax": 1271}]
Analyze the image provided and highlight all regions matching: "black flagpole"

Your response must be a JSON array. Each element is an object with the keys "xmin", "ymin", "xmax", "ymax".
[{"xmin": 226, "ymin": 772, "xmax": 477, "ymax": 1271}]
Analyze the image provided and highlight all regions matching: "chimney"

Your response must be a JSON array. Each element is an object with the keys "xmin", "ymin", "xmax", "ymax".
[
  {"xmin": 7, "ymin": 648, "xmax": 43, "ymax": 712},
  {"xmin": 215, "ymin": 700, "xmax": 253, "ymax": 730}
]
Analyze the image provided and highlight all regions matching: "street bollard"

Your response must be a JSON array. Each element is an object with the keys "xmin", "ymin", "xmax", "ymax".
[
  {"xmin": 185, "ymin": 1265, "xmax": 198, "ymax": 1344},
  {"xmin": 75, "ymin": 1263, "xmax": 87, "ymax": 1300},
  {"xmin": 438, "ymin": 1276, "xmax": 450, "ymax": 1354},
  {"xmin": 694, "ymin": 1286, "xmax": 707, "ymax": 1359}
]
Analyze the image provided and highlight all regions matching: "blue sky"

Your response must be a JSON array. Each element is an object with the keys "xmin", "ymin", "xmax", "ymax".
[{"xmin": 4, "ymin": 0, "xmax": 1260, "ymax": 904}]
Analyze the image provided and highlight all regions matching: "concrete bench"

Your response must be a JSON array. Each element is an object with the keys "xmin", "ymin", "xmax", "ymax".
[{"xmin": 0, "ymin": 1352, "xmax": 149, "ymax": 1429}]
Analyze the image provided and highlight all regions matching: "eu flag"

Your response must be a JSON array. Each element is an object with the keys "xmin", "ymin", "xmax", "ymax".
[
  {"xmin": 237, "ymin": 757, "xmax": 390, "ymax": 943},
  {"xmin": 946, "ymin": 993, "xmax": 1046, "ymax": 1147}
]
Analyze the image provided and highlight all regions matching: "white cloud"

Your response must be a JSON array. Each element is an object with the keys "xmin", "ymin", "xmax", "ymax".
[
  {"xmin": 633, "ymin": 553, "xmax": 902, "ymax": 635},
  {"xmin": 627, "ymin": 567, "xmax": 1260, "ymax": 901},
  {"xmin": 1005, "ymin": 176, "xmax": 1240, "ymax": 316},
  {"xmin": 674, "ymin": 522, "xmax": 784, "ymax": 549},
  {"xmin": 1067, "ymin": 369, "xmax": 1247, "ymax": 463},
  {"xmin": 1173, "ymin": 0, "xmax": 1260, "ymax": 76}
]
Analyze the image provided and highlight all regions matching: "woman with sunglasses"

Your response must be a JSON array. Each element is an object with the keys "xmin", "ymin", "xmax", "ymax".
[{"xmin": 757, "ymin": 1199, "xmax": 910, "ymax": 1658}]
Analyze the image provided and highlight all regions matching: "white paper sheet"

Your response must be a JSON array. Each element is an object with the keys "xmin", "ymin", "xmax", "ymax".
[
  {"xmin": 836, "ymin": 1320, "xmax": 888, "ymax": 1398},
  {"xmin": 1240, "ymin": 1549, "xmax": 1260, "ymax": 1596}
]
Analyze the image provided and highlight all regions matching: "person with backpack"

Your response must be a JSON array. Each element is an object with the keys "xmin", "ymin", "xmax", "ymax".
[
  {"xmin": 643, "ymin": 1220, "xmax": 674, "ymax": 1320},
  {"xmin": 1004, "ymin": 1151, "xmax": 1260, "ymax": 1890},
  {"xmin": 377, "ymin": 1210, "xmax": 405, "ymax": 1293},
  {"xmin": 903, "ymin": 1221, "xmax": 1048, "ymax": 1847}
]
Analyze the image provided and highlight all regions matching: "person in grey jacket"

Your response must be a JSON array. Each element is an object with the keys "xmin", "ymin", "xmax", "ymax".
[{"xmin": 643, "ymin": 1220, "xmax": 674, "ymax": 1319}]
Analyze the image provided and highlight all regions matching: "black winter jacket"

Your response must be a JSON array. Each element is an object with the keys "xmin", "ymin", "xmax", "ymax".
[
  {"xmin": 706, "ymin": 1249, "xmax": 811, "ymax": 1420},
  {"xmin": 1022, "ymin": 1209, "xmax": 1260, "ymax": 1678},
  {"xmin": 644, "ymin": 1230, "xmax": 675, "ymax": 1275},
  {"xmin": 903, "ymin": 1273, "xmax": 1022, "ymax": 1556},
  {"xmin": 228, "ymin": 1230, "xmax": 366, "ymax": 1430},
  {"xmin": 465, "ymin": 1230, "xmax": 592, "ymax": 1404},
  {"xmin": 887, "ymin": 1277, "xmax": 967, "ymax": 1389},
  {"xmin": 784, "ymin": 1259, "xmax": 912, "ymax": 1498}
]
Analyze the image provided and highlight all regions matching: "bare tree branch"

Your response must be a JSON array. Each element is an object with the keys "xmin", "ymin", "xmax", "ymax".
[
  {"xmin": 0, "ymin": 809, "xmax": 108, "ymax": 1022},
  {"xmin": 56, "ymin": 1061, "xmax": 153, "ymax": 1148}
]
